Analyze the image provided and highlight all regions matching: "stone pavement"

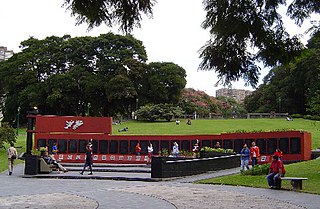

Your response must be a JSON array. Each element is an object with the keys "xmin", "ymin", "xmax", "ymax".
[{"xmin": 1, "ymin": 163, "xmax": 320, "ymax": 209}]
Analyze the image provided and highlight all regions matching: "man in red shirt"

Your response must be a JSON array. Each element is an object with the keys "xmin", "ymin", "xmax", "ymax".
[
  {"xmin": 250, "ymin": 142, "xmax": 260, "ymax": 167},
  {"xmin": 266, "ymin": 155, "xmax": 286, "ymax": 189}
]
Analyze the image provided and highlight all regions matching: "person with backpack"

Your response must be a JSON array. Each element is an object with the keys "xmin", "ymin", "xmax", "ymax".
[{"xmin": 7, "ymin": 143, "xmax": 18, "ymax": 176}]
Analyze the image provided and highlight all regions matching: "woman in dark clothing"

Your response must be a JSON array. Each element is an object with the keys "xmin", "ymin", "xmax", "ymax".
[{"xmin": 80, "ymin": 142, "xmax": 93, "ymax": 175}]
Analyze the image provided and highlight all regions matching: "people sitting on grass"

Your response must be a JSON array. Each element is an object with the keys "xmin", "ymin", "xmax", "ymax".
[
  {"xmin": 286, "ymin": 116, "xmax": 293, "ymax": 121},
  {"xmin": 176, "ymin": 120, "xmax": 180, "ymax": 125},
  {"xmin": 118, "ymin": 127, "xmax": 129, "ymax": 132},
  {"xmin": 186, "ymin": 118, "xmax": 192, "ymax": 125},
  {"xmin": 41, "ymin": 150, "xmax": 68, "ymax": 172},
  {"xmin": 266, "ymin": 155, "xmax": 286, "ymax": 189}
]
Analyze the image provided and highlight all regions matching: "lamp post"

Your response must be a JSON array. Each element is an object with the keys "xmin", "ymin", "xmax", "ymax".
[
  {"xmin": 87, "ymin": 102, "xmax": 91, "ymax": 116},
  {"xmin": 16, "ymin": 106, "xmax": 21, "ymax": 135},
  {"xmin": 278, "ymin": 97, "xmax": 281, "ymax": 113},
  {"xmin": 26, "ymin": 106, "xmax": 38, "ymax": 155}
]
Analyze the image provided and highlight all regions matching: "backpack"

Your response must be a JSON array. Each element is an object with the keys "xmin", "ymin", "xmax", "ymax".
[{"xmin": 8, "ymin": 147, "xmax": 17, "ymax": 159}]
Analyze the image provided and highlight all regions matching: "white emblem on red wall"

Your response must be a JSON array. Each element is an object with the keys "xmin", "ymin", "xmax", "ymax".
[{"xmin": 64, "ymin": 120, "xmax": 84, "ymax": 130}]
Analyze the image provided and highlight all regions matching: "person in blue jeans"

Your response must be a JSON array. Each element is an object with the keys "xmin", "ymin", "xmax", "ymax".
[
  {"xmin": 266, "ymin": 155, "xmax": 286, "ymax": 189},
  {"xmin": 240, "ymin": 144, "xmax": 250, "ymax": 171}
]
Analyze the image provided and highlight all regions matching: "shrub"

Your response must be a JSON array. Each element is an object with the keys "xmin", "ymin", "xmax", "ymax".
[
  {"xmin": 241, "ymin": 164, "xmax": 270, "ymax": 176},
  {"xmin": 200, "ymin": 146, "xmax": 235, "ymax": 153}
]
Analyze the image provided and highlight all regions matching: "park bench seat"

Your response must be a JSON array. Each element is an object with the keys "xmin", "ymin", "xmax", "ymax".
[
  {"xmin": 281, "ymin": 177, "xmax": 308, "ymax": 191},
  {"xmin": 39, "ymin": 158, "xmax": 57, "ymax": 174}
]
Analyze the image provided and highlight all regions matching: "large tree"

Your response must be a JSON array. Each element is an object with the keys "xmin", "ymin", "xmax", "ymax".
[
  {"xmin": 63, "ymin": 0, "xmax": 320, "ymax": 86},
  {"xmin": 0, "ymin": 33, "xmax": 187, "ymax": 123},
  {"xmin": 140, "ymin": 62, "xmax": 187, "ymax": 105},
  {"xmin": 0, "ymin": 33, "xmax": 149, "ymax": 122},
  {"xmin": 244, "ymin": 31, "xmax": 320, "ymax": 115}
]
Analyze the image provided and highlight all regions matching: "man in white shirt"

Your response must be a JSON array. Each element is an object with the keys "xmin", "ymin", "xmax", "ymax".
[{"xmin": 7, "ymin": 143, "xmax": 18, "ymax": 175}]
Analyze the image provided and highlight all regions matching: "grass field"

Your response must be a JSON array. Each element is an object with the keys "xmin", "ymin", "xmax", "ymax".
[
  {"xmin": 114, "ymin": 118, "xmax": 320, "ymax": 149},
  {"xmin": 1, "ymin": 118, "xmax": 319, "ymax": 194}
]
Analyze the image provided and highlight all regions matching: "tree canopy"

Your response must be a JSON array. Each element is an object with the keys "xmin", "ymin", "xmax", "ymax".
[
  {"xmin": 62, "ymin": 0, "xmax": 320, "ymax": 86},
  {"xmin": 244, "ymin": 31, "xmax": 320, "ymax": 115},
  {"xmin": 0, "ymin": 33, "xmax": 186, "ymax": 124}
]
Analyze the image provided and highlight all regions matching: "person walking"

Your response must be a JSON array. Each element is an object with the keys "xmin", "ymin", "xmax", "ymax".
[
  {"xmin": 172, "ymin": 142, "xmax": 179, "ymax": 158},
  {"xmin": 80, "ymin": 142, "xmax": 93, "ymax": 175},
  {"xmin": 240, "ymin": 144, "xmax": 250, "ymax": 171},
  {"xmin": 7, "ymin": 143, "xmax": 18, "ymax": 176},
  {"xmin": 250, "ymin": 141, "xmax": 260, "ymax": 167},
  {"xmin": 147, "ymin": 143, "xmax": 153, "ymax": 164}
]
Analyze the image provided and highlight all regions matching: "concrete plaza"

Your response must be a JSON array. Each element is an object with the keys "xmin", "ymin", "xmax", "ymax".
[{"xmin": 0, "ymin": 164, "xmax": 319, "ymax": 209}]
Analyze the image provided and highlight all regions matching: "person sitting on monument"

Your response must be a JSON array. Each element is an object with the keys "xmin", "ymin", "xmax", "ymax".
[
  {"xmin": 41, "ymin": 151, "xmax": 68, "ymax": 172},
  {"xmin": 266, "ymin": 155, "xmax": 286, "ymax": 189}
]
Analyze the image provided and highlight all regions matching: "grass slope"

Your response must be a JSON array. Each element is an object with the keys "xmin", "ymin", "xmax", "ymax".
[{"xmin": 114, "ymin": 118, "xmax": 320, "ymax": 148}]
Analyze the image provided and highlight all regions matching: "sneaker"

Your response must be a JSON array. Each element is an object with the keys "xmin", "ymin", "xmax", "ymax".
[
  {"xmin": 88, "ymin": 172, "xmax": 93, "ymax": 175},
  {"xmin": 80, "ymin": 172, "xmax": 83, "ymax": 175},
  {"xmin": 9, "ymin": 172, "xmax": 12, "ymax": 176}
]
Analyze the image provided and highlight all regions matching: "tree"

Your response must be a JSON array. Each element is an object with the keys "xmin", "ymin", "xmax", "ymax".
[
  {"xmin": 179, "ymin": 88, "xmax": 222, "ymax": 117},
  {"xmin": 62, "ymin": 0, "xmax": 320, "ymax": 86},
  {"xmin": 140, "ymin": 62, "xmax": 187, "ymax": 105},
  {"xmin": 63, "ymin": 0, "xmax": 156, "ymax": 32},
  {"xmin": 244, "ymin": 31, "xmax": 320, "ymax": 115},
  {"xmin": 0, "ymin": 33, "xmax": 149, "ymax": 123},
  {"xmin": 135, "ymin": 103, "xmax": 184, "ymax": 121},
  {"xmin": 0, "ymin": 123, "xmax": 16, "ymax": 149},
  {"xmin": 0, "ymin": 33, "xmax": 187, "ymax": 123}
]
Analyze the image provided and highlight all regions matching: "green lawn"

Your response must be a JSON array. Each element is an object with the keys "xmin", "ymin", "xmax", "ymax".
[
  {"xmin": 114, "ymin": 118, "xmax": 320, "ymax": 149},
  {"xmin": 197, "ymin": 158, "xmax": 320, "ymax": 195}
]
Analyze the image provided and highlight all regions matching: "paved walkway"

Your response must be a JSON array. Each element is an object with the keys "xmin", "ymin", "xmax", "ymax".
[{"xmin": 1, "ymin": 164, "xmax": 319, "ymax": 209}]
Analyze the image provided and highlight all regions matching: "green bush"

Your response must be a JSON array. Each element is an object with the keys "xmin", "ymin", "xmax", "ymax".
[
  {"xmin": 200, "ymin": 146, "xmax": 234, "ymax": 153},
  {"xmin": 241, "ymin": 164, "xmax": 270, "ymax": 176},
  {"xmin": 291, "ymin": 114, "xmax": 303, "ymax": 118},
  {"xmin": 0, "ymin": 123, "xmax": 17, "ymax": 149}
]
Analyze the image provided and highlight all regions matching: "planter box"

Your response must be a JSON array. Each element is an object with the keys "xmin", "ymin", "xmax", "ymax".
[
  {"xmin": 151, "ymin": 155, "xmax": 240, "ymax": 178},
  {"xmin": 24, "ymin": 155, "xmax": 40, "ymax": 175},
  {"xmin": 200, "ymin": 151, "xmax": 235, "ymax": 158}
]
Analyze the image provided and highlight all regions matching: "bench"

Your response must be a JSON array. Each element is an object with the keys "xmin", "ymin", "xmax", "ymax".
[
  {"xmin": 39, "ymin": 158, "xmax": 57, "ymax": 174},
  {"xmin": 280, "ymin": 177, "xmax": 308, "ymax": 190}
]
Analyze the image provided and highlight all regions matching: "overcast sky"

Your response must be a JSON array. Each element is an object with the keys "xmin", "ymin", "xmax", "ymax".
[{"xmin": 1, "ymin": 0, "xmax": 316, "ymax": 96}]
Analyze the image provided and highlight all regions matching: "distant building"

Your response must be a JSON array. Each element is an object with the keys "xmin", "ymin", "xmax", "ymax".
[
  {"xmin": 216, "ymin": 88, "xmax": 252, "ymax": 103},
  {"xmin": 0, "ymin": 46, "xmax": 14, "ymax": 61}
]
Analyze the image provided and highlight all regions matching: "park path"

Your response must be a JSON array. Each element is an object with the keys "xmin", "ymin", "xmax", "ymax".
[{"xmin": 0, "ymin": 164, "xmax": 319, "ymax": 209}]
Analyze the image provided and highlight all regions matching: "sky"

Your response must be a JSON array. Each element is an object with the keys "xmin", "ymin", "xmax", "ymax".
[{"xmin": 0, "ymin": 0, "xmax": 316, "ymax": 96}]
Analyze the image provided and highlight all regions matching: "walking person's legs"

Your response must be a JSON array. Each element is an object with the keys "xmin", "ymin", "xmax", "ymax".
[
  {"xmin": 244, "ymin": 159, "xmax": 250, "ymax": 170},
  {"xmin": 8, "ymin": 159, "xmax": 13, "ymax": 175},
  {"xmin": 251, "ymin": 157, "xmax": 257, "ymax": 167},
  {"xmin": 240, "ymin": 159, "xmax": 245, "ymax": 171},
  {"xmin": 80, "ymin": 161, "xmax": 88, "ymax": 175}
]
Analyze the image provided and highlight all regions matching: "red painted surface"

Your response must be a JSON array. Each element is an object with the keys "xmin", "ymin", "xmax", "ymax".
[
  {"xmin": 33, "ymin": 115, "xmax": 312, "ymax": 164},
  {"xmin": 35, "ymin": 115, "xmax": 112, "ymax": 134}
]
